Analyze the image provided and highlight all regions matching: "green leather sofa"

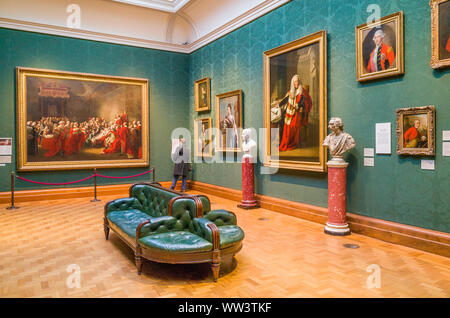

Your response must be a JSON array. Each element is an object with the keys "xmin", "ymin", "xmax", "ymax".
[{"xmin": 104, "ymin": 182, "xmax": 244, "ymax": 281}]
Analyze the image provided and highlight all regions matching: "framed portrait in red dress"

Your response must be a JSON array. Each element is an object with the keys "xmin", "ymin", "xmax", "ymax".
[
  {"xmin": 16, "ymin": 67, "xmax": 149, "ymax": 171},
  {"xmin": 263, "ymin": 31, "xmax": 328, "ymax": 172},
  {"xmin": 396, "ymin": 106, "xmax": 435, "ymax": 156}
]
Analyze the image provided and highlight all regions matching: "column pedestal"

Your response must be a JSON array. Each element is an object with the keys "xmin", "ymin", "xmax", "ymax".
[
  {"xmin": 324, "ymin": 158, "xmax": 351, "ymax": 236},
  {"xmin": 237, "ymin": 156, "xmax": 260, "ymax": 209}
]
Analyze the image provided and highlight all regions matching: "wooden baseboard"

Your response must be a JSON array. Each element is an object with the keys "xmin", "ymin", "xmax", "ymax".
[
  {"xmin": 1, "ymin": 180, "xmax": 448, "ymax": 258},
  {"xmin": 188, "ymin": 180, "xmax": 450, "ymax": 258}
]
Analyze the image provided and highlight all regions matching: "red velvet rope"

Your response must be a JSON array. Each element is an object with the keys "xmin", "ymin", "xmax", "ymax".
[
  {"xmin": 95, "ymin": 170, "xmax": 151, "ymax": 179},
  {"xmin": 15, "ymin": 169, "xmax": 153, "ymax": 185},
  {"xmin": 16, "ymin": 175, "xmax": 95, "ymax": 186}
]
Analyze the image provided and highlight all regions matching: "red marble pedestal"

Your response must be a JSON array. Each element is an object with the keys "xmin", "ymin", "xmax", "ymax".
[
  {"xmin": 237, "ymin": 156, "xmax": 260, "ymax": 209},
  {"xmin": 324, "ymin": 159, "xmax": 351, "ymax": 236}
]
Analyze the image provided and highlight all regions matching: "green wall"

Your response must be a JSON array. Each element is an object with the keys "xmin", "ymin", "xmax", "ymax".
[
  {"xmin": 189, "ymin": 0, "xmax": 450, "ymax": 233},
  {"xmin": 0, "ymin": 0, "xmax": 448, "ymax": 233},
  {"xmin": 0, "ymin": 27, "xmax": 189, "ymax": 191}
]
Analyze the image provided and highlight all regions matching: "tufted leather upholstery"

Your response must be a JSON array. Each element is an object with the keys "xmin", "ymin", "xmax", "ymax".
[{"xmin": 105, "ymin": 184, "xmax": 244, "ymax": 262}]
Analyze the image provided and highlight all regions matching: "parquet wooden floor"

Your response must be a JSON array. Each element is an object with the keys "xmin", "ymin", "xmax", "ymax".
[{"xmin": 0, "ymin": 190, "xmax": 449, "ymax": 298}]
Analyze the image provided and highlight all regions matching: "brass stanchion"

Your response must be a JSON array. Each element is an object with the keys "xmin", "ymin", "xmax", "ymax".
[
  {"xmin": 91, "ymin": 168, "xmax": 100, "ymax": 202},
  {"xmin": 6, "ymin": 172, "xmax": 19, "ymax": 210}
]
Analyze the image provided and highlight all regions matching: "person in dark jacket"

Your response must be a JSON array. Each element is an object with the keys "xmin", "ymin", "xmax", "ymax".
[{"xmin": 170, "ymin": 136, "xmax": 191, "ymax": 192}]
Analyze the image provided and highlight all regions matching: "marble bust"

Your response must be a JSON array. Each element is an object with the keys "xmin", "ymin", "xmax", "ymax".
[
  {"xmin": 242, "ymin": 128, "xmax": 257, "ymax": 159},
  {"xmin": 323, "ymin": 117, "xmax": 356, "ymax": 162}
]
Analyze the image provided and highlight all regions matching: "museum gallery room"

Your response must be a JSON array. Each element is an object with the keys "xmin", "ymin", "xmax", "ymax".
[{"xmin": 0, "ymin": 0, "xmax": 449, "ymax": 301}]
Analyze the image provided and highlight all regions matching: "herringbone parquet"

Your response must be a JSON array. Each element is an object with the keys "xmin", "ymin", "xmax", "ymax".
[{"xmin": 0, "ymin": 191, "xmax": 448, "ymax": 298}]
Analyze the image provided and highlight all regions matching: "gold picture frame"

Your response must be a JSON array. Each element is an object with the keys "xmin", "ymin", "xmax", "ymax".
[
  {"xmin": 356, "ymin": 11, "xmax": 404, "ymax": 82},
  {"xmin": 194, "ymin": 117, "xmax": 213, "ymax": 158},
  {"xmin": 430, "ymin": 0, "xmax": 450, "ymax": 69},
  {"xmin": 195, "ymin": 77, "xmax": 211, "ymax": 112},
  {"xmin": 263, "ymin": 30, "xmax": 328, "ymax": 172},
  {"xmin": 396, "ymin": 105, "xmax": 435, "ymax": 156},
  {"xmin": 16, "ymin": 67, "xmax": 149, "ymax": 171},
  {"xmin": 215, "ymin": 89, "xmax": 243, "ymax": 152}
]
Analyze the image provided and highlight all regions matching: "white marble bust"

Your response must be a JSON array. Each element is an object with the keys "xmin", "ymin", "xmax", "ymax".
[
  {"xmin": 242, "ymin": 128, "xmax": 257, "ymax": 159},
  {"xmin": 323, "ymin": 117, "xmax": 356, "ymax": 162}
]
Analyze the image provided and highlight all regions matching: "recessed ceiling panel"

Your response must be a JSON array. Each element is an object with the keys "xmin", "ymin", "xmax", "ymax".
[{"xmin": 111, "ymin": 0, "xmax": 190, "ymax": 12}]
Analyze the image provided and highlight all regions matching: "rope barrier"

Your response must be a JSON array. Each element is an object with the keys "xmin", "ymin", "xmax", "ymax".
[
  {"xmin": 16, "ymin": 174, "xmax": 95, "ymax": 186},
  {"xmin": 6, "ymin": 168, "xmax": 155, "ymax": 209},
  {"xmin": 95, "ymin": 170, "xmax": 151, "ymax": 179}
]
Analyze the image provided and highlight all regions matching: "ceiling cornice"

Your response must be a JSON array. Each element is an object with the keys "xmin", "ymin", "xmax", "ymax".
[{"xmin": 0, "ymin": 0, "xmax": 291, "ymax": 54}]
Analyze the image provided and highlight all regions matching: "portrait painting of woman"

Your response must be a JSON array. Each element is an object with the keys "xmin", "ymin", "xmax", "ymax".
[{"xmin": 215, "ymin": 90, "xmax": 243, "ymax": 152}]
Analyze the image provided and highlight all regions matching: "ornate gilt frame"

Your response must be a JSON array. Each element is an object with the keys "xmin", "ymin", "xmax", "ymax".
[
  {"xmin": 263, "ymin": 30, "xmax": 328, "ymax": 172},
  {"xmin": 430, "ymin": 0, "xmax": 450, "ymax": 69},
  {"xmin": 356, "ymin": 11, "xmax": 404, "ymax": 82},
  {"xmin": 215, "ymin": 89, "xmax": 243, "ymax": 152},
  {"xmin": 194, "ymin": 117, "xmax": 213, "ymax": 158},
  {"xmin": 396, "ymin": 105, "xmax": 435, "ymax": 156},
  {"xmin": 16, "ymin": 67, "xmax": 149, "ymax": 171},
  {"xmin": 194, "ymin": 77, "xmax": 211, "ymax": 112}
]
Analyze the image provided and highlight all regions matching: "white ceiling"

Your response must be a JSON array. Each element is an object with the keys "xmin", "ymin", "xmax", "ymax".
[
  {"xmin": 0, "ymin": 0, "xmax": 290, "ymax": 53},
  {"xmin": 111, "ymin": 0, "xmax": 190, "ymax": 13}
]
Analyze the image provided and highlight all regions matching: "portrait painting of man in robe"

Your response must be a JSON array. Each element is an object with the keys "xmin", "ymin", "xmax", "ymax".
[{"xmin": 263, "ymin": 31, "xmax": 327, "ymax": 172}]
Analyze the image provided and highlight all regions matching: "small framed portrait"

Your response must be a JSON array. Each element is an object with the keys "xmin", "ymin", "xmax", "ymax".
[
  {"xmin": 430, "ymin": 0, "xmax": 450, "ymax": 69},
  {"xmin": 215, "ymin": 90, "xmax": 243, "ymax": 152},
  {"xmin": 194, "ymin": 117, "xmax": 213, "ymax": 157},
  {"xmin": 356, "ymin": 11, "xmax": 404, "ymax": 82},
  {"xmin": 195, "ymin": 77, "xmax": 211, "ymax": 112},
  {"xmin": 396, "ymin": 106, "xmax": 435, "ymax": 156}
]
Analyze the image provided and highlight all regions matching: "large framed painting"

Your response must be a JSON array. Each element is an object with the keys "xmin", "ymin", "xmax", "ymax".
[
  {"xmin": 195, "ymin": 77, "xmax": 211, "ymax": 112},
  {"xmin": 356, "ymin": 11, "xmax": 404, "ymax": 82},
  {"xmin": 430, "ymin": 0, "xmax": 450, "ymax": 69},
  {"xmin": 263, "ymin": 30, "xmax": 328, "ymax": 172},
  {"xmin": 215, "ymin": 90, "xmax": 243, "ymax": 152},
  {"xmin": 194, "ymin": 117, "xmax": 213, "ymax": 158},
  {"xmin": 16, "ymin": 67, "xmax": 149, "ymax": 171},
  {"xmin": 396, "ymin": 105, "xmax": 435, "ymax": 156}
]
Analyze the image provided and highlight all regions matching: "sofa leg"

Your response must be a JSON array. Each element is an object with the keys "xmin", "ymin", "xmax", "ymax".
[
  {"xmin": 211, "ymin": 262, "xmax": 220, "ymax": 282},
  {"xmin": 135, "ymin": 247, "xmax": 143, "ymax": 275},
  {"xmin": 104, "ymin": 222, "xmax": 110, "ymax": 240}
]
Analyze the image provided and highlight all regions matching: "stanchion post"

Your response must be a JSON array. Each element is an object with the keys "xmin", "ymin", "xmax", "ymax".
[
  {"xmin": 6, "ymin": 171, "xmax": 19, "ymax": 210},
  {"xmin": 91, "ymin": 168, "xmax": 100, "ymax": 202},
  {"xmin": 152, "ymin": 167, "xmax": 155, "ymax": 182}
]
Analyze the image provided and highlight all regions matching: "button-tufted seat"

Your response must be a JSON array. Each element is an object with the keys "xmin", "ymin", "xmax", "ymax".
[{"xmin": 104, "ymin": 182, "xmax": 244, "ymax": 281}]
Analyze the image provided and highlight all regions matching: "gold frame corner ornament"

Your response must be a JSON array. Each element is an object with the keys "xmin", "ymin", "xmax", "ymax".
[
  {"xmin": 396, "ymin": 105, "xmax": 436, "ymax": 156},
  {"xmin": 16, "ymin": 67, "xmax": 150, "ymax": 171},
  {"xmin": 194, "ymin": 77, "xmax": 211, "ymax": 112},
  {"xmin": 263, "ymin": 30, "xmax": 328, "ymax": 173},
  {"xmin": 430, "ymin": 0, "xmax": 450, "ymax": 69},
  {"xmin": 214, "ymin": 89, "xmax": 243, "ymax": 153},
  {"xmin": 355, "ymin": 11, "xmax": 404, "ymax": 82}
]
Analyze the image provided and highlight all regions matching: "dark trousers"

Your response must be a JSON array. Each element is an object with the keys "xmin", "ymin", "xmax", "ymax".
[{"xmin": 170, "ymin": 175, "xmax": 187, "ymax": 191}]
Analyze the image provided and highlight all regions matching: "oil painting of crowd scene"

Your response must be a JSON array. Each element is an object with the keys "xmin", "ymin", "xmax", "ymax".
[{"xmin": 25, "ymin": 76, "xmax": 144, "ymax": 163}]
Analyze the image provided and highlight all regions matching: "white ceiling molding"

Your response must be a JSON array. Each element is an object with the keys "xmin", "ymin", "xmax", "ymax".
[
  {"xmin": 0, "ymin": 17, "xmax": 190, "ymax": 53},
  {"xmin": 186, "ymin": 0, "xmax": 290, "ymax": 51},
  {"xmin": 111, "ymin": 0, "xmax": 191, "ymax": 13},
  {"xmin": 0, "ymin": 0, "xmax": 291, "ymax": 53}
]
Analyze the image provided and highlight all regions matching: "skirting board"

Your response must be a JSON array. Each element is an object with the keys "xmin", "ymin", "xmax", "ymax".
[
  {"xmin": 1, "ymin": 180, "xmax": 448, "ymax": 258},
  {"xmin": 188, "ymin": 181, "xmax": 450, "ymax": 258}
]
